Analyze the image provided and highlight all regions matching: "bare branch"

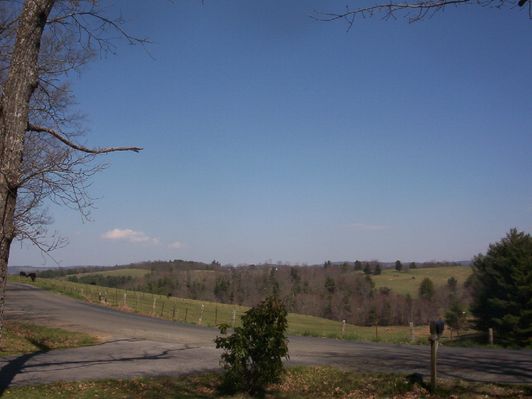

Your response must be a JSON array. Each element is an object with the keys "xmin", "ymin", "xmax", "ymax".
[
  {"xmin": 27, "ymin": 123, "xmax": 143, "ymax": 154},
  {"xmin": 313, "ymin": 0, "xmax": 525, "ymax": 27}
]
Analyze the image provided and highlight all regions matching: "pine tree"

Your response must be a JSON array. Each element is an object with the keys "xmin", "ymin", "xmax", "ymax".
[{"xmin": 470, "ymin": 229, "xmax": 532, "ymax": 346}]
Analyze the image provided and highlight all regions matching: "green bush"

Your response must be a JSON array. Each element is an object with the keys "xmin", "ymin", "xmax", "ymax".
[{"xmin": 214, "ymin": 295, "xmax": 289, "ymax": 396}]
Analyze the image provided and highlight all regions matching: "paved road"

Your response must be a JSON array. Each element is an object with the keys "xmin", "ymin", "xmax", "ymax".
[{"xmin": 1, "ymin": 283, "xmax": 531, "ymax": 390}]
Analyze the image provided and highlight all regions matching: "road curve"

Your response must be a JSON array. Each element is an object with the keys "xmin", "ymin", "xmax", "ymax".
[{"xmin": 1, "ymin": 283, "xmax": 531, "ymax": 389}]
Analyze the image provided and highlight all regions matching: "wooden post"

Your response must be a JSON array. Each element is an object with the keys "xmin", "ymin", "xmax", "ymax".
[
  {"xmin": 172, "ymin": 304, "xmax": 176, "ymax": 321},
  {"xmin": 123, "ymin": 292, "xmax": 127, "ymax": 306},
  {"xmin": 375, "ymin": 323, "xmax": 378, "ymax": 340},
  {"xmin": 488, "ymin": 328, "xmax": 494, "ymax": 345},
  {"xmin": 409, "ymin": 321, "xmax": 415, "ymax": 342},
  {"xmin": 198, "ymin": 304, "xmax": 204, "ymax": 325},
  {"xmin": 160, "ymin": 300, "xmax": 165, "ymax": 317},
  {"xmin": 430, "ymin": 336, "xmax": 438, "ymax": 392},
  {"xmin": 184, "ymin": 308, "xmax": 188, "ymax": 322},
  {"xmin": 214, "ymin": 306, "xmax": 218, "ymax": 325},
  {"xmin": 428, "ymin": 320, "xmax": 444, "ymax": 392},
  {"xmin": 341, "ymin": 320, "xmax": 346, "ymax": 338},
  {"xmin": 152, "ymin": 297, "xmax": 157, "ymax": 315},
  {"xmin": 232, "ymin": 309, "xmax": 236, "ymax": 328}
]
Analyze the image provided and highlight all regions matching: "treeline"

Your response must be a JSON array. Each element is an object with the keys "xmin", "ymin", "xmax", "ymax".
[{"xmin": 57, "ymin": 260, "xmax": 470, "ymax": 326}]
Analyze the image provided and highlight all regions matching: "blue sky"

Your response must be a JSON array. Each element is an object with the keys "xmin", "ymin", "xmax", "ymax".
[{"xmin": 10, "ymin": 0, "xmax": 532, "ymax": 267}]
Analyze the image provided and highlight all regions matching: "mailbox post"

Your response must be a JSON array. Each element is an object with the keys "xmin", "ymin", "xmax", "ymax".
[{"xmin": 429, "ymin": 319, "xmax": 445, "ymax": 392}]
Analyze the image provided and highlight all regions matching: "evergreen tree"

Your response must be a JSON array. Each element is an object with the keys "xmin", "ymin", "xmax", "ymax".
[
  {"xmin": 395, "ymin": 260, "xmax": 403, "ymax": 272},
  {"xmin": 354, "ymin": 260, "xmax": 362, "ymax": 271},
  {"xmin": 418, "ymin": 277, "xmax": 434, "ymax": 300},
  {"xmin": 373, "ymin": 264, "xmax": 382, "ymax": 275},
  {"xmin": 470, "ymin": 229, "xmax": 532, "ymax": 346},
  {"xmin": 445, "ymin": 300, "xmax": 468, "ymax": 336},
  {"xmin": 363, "ymin": 263, "xmax": 372, "ymax": 275}
]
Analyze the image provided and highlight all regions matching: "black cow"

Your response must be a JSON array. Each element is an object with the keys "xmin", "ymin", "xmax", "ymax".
[
  {"xmin": 19, "ymin": 271, "xmax": 27, "ymax": 277},
  {"xmin": 27, "ymin": 272, "xmax": 36, "ymax": 282}
]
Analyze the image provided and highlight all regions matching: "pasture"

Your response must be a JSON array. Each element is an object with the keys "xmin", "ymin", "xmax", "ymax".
[{"xmin": 372, "ymin": 265, "xmax": 472, "ymax": 297}]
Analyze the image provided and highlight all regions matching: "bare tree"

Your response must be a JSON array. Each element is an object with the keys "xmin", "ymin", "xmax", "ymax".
[
  {"xmin": 316, "ymin": 0, "xmax": 531, "ymax": 27},
  {"xmin": 0, "ymin": 0, "xmax": 145, "ymax": 338}
]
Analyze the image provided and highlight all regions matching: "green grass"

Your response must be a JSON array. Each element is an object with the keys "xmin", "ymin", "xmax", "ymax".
[
  {"xmin": 10, "ymin": 276, "xmax": 454, "ymax": 345},
  {"xmin": 0, "ymin": 321, "xmax": 97, "ymax": 356},
  {"xmin": 1, "ymin": 366, "xmax": 530, "ymax": 398},
  {"xmin": 372, "ymin": 265, "xmax": 472, "ymax": 297}
]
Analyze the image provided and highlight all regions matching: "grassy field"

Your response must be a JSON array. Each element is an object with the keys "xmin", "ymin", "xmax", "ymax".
[
  {"xmin": 11, "ymin": 276, "xmax": 440, "ymax": 344},
  {"xmin": 0, "ymin": 321, "xmax": 97, "ymax": 356},
  {"xmin": 373, "ymin": 265, "xmax": 472, "ymax": 297},
  {"xmin": 2, "ymin": 366, "xmax": 529, "ymax": 398}
]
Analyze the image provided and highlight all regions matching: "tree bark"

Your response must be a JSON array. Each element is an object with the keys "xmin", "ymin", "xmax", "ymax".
[{"xmin": 0, "ymin": 0, "xmax": 55, "ymax": 339}]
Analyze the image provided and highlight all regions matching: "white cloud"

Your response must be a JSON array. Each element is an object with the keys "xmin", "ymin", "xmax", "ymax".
[
  {"xmin": 101, "ymin": 228, "xmax": 159, "ymax": 245},
  {"xmin": 350, "ymin": 223, "xmax": 390, "ymax": 231},
  {"xmin": 168, "ymin": 241, "xmax": 183, "ymax": 249}
]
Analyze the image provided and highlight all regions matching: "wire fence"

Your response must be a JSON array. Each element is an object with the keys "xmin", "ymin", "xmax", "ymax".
[{"xmin": 11, "ymin": 276, "xmax": 478, "ymax": 345}]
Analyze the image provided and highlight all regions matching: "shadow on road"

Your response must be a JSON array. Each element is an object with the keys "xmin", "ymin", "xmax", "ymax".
[
  {"xmin": 0, "ymin": 339, "xmax": 206, "ymax": 392},
  {"xmin": 0, "ymin": 351, "xmax": 45, "ymax": 395}
]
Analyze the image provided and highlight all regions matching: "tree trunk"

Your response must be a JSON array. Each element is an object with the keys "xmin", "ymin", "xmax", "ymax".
[{"xmin": 0, "ymin": 0, "xmax": 55, "ymax": 339}]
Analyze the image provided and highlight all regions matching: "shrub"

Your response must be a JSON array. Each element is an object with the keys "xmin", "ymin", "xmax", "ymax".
[{"xmin": 215, "ymin": 295, "xmax": 289, "ymax": 396}]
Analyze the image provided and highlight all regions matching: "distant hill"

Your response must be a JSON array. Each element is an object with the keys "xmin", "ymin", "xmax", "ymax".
[{"xmin": 8, "ymin": 266, "xmax": 56, "ymax": 275}]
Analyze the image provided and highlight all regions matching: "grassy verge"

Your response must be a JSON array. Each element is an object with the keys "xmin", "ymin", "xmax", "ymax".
[
  {"xmin": 0, "ymin": 321, "xmax": 97, "ymax": 356},
  {"xmin": 10, "ymin": 276, "xmax": 461, "ymax": 345},
  {"xmin": 1, "ymin": 366, "xmax": 530, "ymax": 398}
]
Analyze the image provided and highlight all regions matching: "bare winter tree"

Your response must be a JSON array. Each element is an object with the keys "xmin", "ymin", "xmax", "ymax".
[
  {"xmin": 316, "ymin": 0, "xmax": 531, "ymax": 27},
  {"xmin": 0, "ymin": 0, "xmax": 145, "ymax": 338}
]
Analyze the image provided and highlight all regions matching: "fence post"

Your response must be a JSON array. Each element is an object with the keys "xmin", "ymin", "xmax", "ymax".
[
  {"xmin": 215, "ymin": 306, "xmax": 218, "ymax": 325},
  {"xmin": 409, "ymin": 321, "xmax": 415, "ymax": 342},
  {"xmin": 429, "ymin": 320, "xmax": 444, "ymax": 392},
  {"xmin": 123, "ymin": 292, "xmax": 127, "ymax": 306},
  {"xmin": 232, "ymin": 309, "xmax": 236, "ymax": 328},
  {"xmin": 172, "ymin": 304, "xmax": 176, "ymax": 321},
  {"xmin": 152, "ymin": 297, "xmax": 157, "ymax": 315},
  {"xmin": 198, "ymin": 304, "xmax": 204, "ymax": 325},
  {"xmin": 488, "ymin": 328, "xmax": 494, "ymax": 345},
  {"xmin": 160, "ymin": 300, "xmax": 165, "ymax": 317},
  {"xmin": 184, "ymin": 308, "xmax": 188, "ymax": 322},
  {"xmin": 341, "ymin": 320, "xmax": 346, "ymax": 338}
]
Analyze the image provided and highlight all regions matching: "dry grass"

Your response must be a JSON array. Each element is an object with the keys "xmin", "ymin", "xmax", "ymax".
[{"xmin": 2, "ymin": 366, "xmax": 530, "ymax": 398}]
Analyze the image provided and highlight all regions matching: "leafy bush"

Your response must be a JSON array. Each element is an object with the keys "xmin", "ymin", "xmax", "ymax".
[{"xmin": 214, "ymin": 295, "xmax": 289, "ymax": 396}]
